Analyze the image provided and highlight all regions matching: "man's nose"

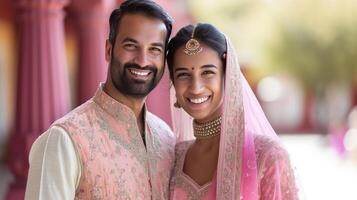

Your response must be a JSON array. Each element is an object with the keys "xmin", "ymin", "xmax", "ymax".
[{"xmin": 134, "ymin": 49, "xmax": 149, "ymax": 67}]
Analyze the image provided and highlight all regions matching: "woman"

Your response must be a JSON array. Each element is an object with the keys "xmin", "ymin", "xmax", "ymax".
[{"xmin": 167, "ymin": 23, "xmax": 299, "ymax": 200}]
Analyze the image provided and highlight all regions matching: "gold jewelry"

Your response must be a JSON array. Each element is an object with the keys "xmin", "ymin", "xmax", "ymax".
[
  {"xmin": 184, "ymin": 26, "xmax": 203, "ymax": 56},
  {"xmin": 193, "ymin": 116, "xmax": 222, "ymax": 138}
]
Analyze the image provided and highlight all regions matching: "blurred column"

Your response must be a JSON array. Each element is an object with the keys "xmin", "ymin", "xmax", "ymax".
[
  {"xmin": 146, "ymin": 0, "xmax": 193, "ymax": 127},
  {"xmin": 353, "ymin": 81, "xmax": 357, "ymax": 106},
  {"xmin": 6, "ymin": 0, "xmax": 71, "ymax": 199},
  {"xmin": 71, "ymin": 0, "xmax": 116, "ymax": 104},
  {"xmin": 299, "ymin": 92, "xmax": 315, "ymax": 132}
]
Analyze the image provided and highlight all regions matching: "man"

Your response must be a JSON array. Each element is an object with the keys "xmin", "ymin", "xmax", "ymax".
[{"xmin": 25, "ymin": 0, "xmax": 175, "ymax": 199}]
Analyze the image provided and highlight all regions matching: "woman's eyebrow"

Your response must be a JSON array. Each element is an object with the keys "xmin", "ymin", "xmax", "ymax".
[{"xmin": 174, "ymin": 67, "xmax": 189, "ymax": 72}]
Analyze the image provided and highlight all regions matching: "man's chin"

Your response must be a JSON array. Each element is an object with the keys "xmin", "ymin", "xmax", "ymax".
[
  {"xmin": 132, "ymin": 79, "xmax": 149, "ymax": 84},
  {"xmin": 118, "ymin": 84, "xmax": 154, "ymax": 98},
  {"xmin": 128, "ymin": 87, "xmax": 153, "ymax": 97},
  {"xmin": 112, "ymin": 76, "xmax": 158, "ymax": 98}
]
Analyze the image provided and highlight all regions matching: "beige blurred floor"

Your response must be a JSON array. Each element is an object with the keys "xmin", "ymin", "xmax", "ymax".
[
  {"xmin": 0, "ymin": 134, "xmax": 356, "ymax": 200},
  {"xmin": 281, "ymin": 134, "xmax": 357, "ymax": 200}
]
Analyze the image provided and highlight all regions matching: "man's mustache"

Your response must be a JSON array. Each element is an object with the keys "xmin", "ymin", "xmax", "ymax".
[{"xmin": 124, "ymin": 63, "xmax": 157, "ymax": 73}]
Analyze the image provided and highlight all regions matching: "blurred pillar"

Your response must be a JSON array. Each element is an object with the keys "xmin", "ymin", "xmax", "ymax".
[
  {"xmin": 146, "ymin": 0, "xmax": 193, "ymax": 127},
  {"xmin": 71, "ymin": 0, "xmax": 116, "ymax": 104},
  {"xmin": 353, "ymin": 81, "xmax": 357, "ymax": 106},
  {"xmin": 299, "ymin": 91, "xmax": 315, "ymax": 132},
  {"xmin": 6, "ymin": 0, "xmax": 71, "ymax": 199}
]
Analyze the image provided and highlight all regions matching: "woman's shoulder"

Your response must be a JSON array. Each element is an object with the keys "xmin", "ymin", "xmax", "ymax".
[
  {"xmin": 253, "ymin": 134, "xmax": 290, "ymax": 165},
  {"xmin": 253, "ymin": 135, "xmax": 299, "ymax": 199}
]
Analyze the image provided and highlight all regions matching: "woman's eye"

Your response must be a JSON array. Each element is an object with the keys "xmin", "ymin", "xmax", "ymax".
[
  {"xmin": 176, "ymin": 73, "xmax": 190, "ymax": 79},
  {"xmin": 202, "ymin": 71, "xmax": 215, "ymax": 75}
]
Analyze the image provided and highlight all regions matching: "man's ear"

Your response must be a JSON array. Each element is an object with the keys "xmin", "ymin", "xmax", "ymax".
[{"xmin": 105, "ymin": 39, "xmax": 113, "ymax": 62}]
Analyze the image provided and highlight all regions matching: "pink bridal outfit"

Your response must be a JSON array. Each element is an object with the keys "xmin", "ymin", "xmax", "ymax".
[{"xmin": 169, "ymin": 37, "xmax": 300, "ymax": 200}]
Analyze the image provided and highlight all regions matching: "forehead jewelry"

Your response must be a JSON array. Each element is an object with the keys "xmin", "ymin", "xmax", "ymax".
[{"xmin": 183, "ymin": 26, "xmax": 203, "ymax": 56}]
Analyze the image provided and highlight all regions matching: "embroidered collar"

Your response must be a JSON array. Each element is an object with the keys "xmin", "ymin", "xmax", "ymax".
[{"xmin": 92, "ymin": 83, "xmax": 147, "ymax": 124}]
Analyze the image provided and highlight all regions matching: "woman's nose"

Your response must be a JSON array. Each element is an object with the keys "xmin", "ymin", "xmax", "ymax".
[{"xmin": 189, "ymin": 77, "xmax": 204, "ymax": 94}]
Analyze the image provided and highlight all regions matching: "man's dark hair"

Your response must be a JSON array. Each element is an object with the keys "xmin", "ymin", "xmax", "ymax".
[{"xmin": 108, "ymin": 0, "xmax": 173, "ymax": 48}]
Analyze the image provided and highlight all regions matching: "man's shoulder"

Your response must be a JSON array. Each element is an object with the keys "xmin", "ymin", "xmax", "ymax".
[
  {"xmin": 53, "ymin": 99, "xmax": 96, "ymax": 126},
  {"xmin": 29, "ymin": 126, "xmax": 73, "ymax": 161}
]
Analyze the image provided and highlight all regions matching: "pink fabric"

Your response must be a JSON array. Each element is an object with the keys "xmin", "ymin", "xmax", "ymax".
[
  {"xmin": 170, "ymin": 141, "xmax": 216, "ymax": 200},
  {"xmin": 54, "ymin": 85, "xmax": 175, "ymax": 199},
  {"xmin": 170, "ymin": 37, "xmax": 299, "ymax": 200}
]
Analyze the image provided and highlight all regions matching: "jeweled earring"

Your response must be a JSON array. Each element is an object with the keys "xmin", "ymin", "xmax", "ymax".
[
  {"xmin": 174, "ymin": 102, "xmax": 181, "ymax": 108},
  {"xmin": 222, "ymin": 52, "xmax": 227, "ymax": 60}
]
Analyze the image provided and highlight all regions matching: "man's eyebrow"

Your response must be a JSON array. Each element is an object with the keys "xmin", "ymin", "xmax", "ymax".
[
  {"xmin": 121, "ymin": 38, "xmax": 164, "ymax": 49},
  {"xmin": 152, "ymin": 42, "xmax": 164, "ymax": 49},
  {"xmin": 122, "ymin": 37, "xmax": 138, "ymax": 44}
]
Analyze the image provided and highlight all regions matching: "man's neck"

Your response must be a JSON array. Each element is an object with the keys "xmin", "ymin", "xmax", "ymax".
[{"xmin": 103, "ymin": 81, "xmax": 146, "ymax": 120}]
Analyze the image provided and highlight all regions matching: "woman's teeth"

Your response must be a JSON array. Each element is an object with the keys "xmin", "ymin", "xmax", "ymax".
[{"xmin": 189, "ymin": 96, "xmax": 209, "ymax": 104}]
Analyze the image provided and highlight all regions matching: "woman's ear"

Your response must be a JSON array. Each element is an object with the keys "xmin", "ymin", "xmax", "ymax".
[{"xmin": 222, "ymin": 52, "xmax": 227, "ymax": 60}]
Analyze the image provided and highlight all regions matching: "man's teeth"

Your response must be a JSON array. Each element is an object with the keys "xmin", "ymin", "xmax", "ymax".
[
  {"xmin": 130, "ymin": 69, "xmax": 150, "ymax": 76},
  {"xmin": 189, "ymin": 96, "xmax": 209, "ymax": 104}
]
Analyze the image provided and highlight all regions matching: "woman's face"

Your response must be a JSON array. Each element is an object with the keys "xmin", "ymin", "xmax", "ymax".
[{"xmin": 173, "ymin": 43, "xmax": 224, "ymax": 123}]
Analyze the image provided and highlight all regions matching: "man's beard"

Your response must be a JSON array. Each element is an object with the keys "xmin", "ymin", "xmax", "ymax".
[{"xmin": 110, "ymin": 56, "xmax": 164, "ymax": 98}]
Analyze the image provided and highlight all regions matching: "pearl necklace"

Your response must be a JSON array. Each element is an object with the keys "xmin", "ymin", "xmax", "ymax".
[{"xmin": 193, "ymin": 116, "xmax": 222, "ymax": 139}]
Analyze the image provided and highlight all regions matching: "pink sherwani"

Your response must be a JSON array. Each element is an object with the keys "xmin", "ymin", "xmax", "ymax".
[
  {"xmin": 26, "ymin": 85, "xmax": 176, "ymax": 200},
  {"xmin": 169, "ymin": 135, "xmax": 298, "ymax": 200}
]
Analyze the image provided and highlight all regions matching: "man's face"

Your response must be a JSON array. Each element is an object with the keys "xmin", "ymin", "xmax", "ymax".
[{"xmin": 106, "ymin": 13, "xmax": 167, "ymax": 98}]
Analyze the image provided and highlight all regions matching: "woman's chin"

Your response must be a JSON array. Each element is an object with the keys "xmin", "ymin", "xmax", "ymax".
[
  {"xmin": 188, "ymin": 112, "xmax": 211, "ymax": 123},
  {"xmin": 184, "ymin": 107, "xmax": 222, "ymax": 123},
  {"xmin": 183, "ymin": 109, "xmax": 208, "ymax": 121}
]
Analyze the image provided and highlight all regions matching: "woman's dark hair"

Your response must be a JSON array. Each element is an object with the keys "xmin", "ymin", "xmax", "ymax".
[
  {"xmin": 167, "ymin": 23, "xmax": 227, "ymax": 81},
  {"xmin": 108, "ymin": 0, "xmax": 173, "ymax": 47}
]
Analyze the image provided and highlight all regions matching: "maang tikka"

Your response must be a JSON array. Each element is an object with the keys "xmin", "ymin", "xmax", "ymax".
[{"xmin": 184, "ymin": 26, "xmax": 203, "ymax": 56}]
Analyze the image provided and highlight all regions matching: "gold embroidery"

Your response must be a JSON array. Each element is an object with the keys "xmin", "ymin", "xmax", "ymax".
[{"xmin": 216, "ymin": 37, "xmax": 244, "ymax": 200}]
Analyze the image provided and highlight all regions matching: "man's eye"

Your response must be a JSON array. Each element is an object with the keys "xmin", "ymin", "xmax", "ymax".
[
  {"xmin": 124, "ymin": 43, "xmax": 136, "ymax": 50},
  {"xmin": 150, "ymin": 47, "xmax": 162, "ymax": 54}
]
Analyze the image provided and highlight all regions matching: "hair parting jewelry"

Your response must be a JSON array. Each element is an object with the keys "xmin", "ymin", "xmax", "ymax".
[{"xmin": 183, "ymin": 25, "xmax": 203, "ymax": 56}]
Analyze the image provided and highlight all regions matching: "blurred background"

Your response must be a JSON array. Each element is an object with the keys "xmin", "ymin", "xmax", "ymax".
[{"xmin": 0, "ymin": 0, "xmax": 356, "ymax": 199}]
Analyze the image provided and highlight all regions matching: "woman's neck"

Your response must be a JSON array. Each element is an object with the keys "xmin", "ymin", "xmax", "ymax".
[{"xmin": 194, "ymin": 134, "xmax": 220, "ymax": 152}]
